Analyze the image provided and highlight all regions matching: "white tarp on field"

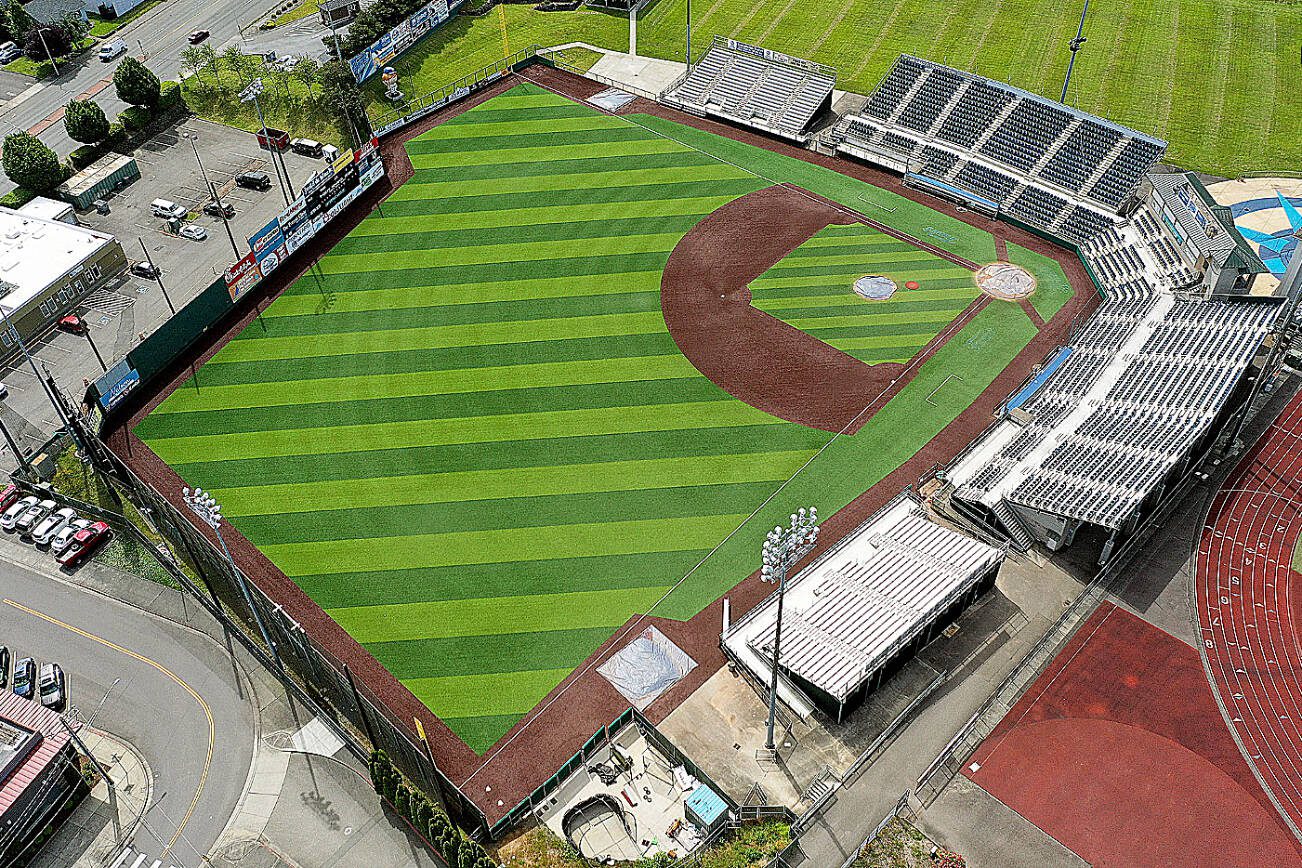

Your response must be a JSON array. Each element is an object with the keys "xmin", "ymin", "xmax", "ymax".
[{"xmin": 598, "ymin": 626, "xmax": 697, "ymax": 710}]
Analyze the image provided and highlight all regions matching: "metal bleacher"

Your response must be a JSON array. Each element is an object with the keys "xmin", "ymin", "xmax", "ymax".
[
  {"xmin": 953, "ymin": 292, "xmax": 1279, "ymax": 532},
  {"xmin": 830, "ymin": 54, "xmax": 1167, "ymax": 247},
  {"xmin": 661, "ymin": 37, "xmax": 836, "ymax": 141}
]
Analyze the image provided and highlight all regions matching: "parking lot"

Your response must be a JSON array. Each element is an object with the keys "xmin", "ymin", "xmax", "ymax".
[{"xmin": 0, "ymin": 117, "xmax": 326, "ymax": 472}]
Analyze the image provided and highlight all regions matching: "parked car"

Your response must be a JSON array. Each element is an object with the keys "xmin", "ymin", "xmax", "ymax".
[
  {"xmin": 0, "ymin": 42, "xmax": 21, "ymax": 64},
  {"xmin": 32, "ymin": 507, "xmax": 77, "ymax": 546},
  {"xmin": 275, "ymin": 55, "xmax": 299, "ymax": 72},
  {"xmin": 98, "ymin": 38, "xmax": 128, "ymax": 61},
  {"xmin": 12, "ymin": 657, "xmax": 34, "ymax": 699},
  {"xmin": 15, "ymin": 499, "xmax": 56, "ymax": 536},
  {"xmin": 179, "ymin": 224, "xmax": 208, "ymax": 241},
  {"xmin": 57, "ymin": 314, "xmax": 86, "ymax": 335},
  {"xmin": 58, "ymin": 521, "xmax": 111, "ymax": 567},
  {"xmin": 0, "ymin": 382, "xmax": 8, "ymax": 401},
  {"xmin": 131, "ymin": 261, "xmax": 160, "ymax": 279},
  {"xmin": 235, "ymin": 171, "xmax": 272, "ymax": 192},
  {"xmin": 321, "ymin": 144, "xmax": 339, "ymax": 163},
  {"xmin": 289, "ymin": 137, "xmax": 323, "ymax": 158},
  {"xmin": 0, "ymin": 645, "xmax": 8, "ymax": 689},
  {"xmin": 0, "ymin": 484, "xmax": 19, "ymax": 511},
  {"xmin": 52, "ymin": 518, "xmax": 93, "ymax": 556},
  {"xmin": 187, "ymin": 29, "xmax": 210, "ymax": 44},
  {"xmin": 255, "ymin": 127, "xmax": 290, "ymax": 150},
  {"xmin": 37, "ymin": 663, "xmax": 65, "ymax": 711},
  {"xmin": 1, "ymin": 496, "xmax": 37, "ymax": 532},
  {"xmin": 202, "ymin": 200, "xmax": 235, "ymax": 219},
  {"xmin": 150, "ymin": 198, "xmax": 188, "ymax": 220}
]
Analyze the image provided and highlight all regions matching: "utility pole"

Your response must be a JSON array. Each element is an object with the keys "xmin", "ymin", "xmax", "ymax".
[
  {"xmin": 1060, "ymin": 0, "xmax": 1089, "ymax": 104},
  {"xmin": 758, "ymin": 506, "xmax": 819, "ymax": 758},
  {"xmin": 139, "ymin": 239, "xmax": 175, "ymax": 314},
  {"xmin": 183, "ymin": 130, "xmax": 242, "ymax": 259}
]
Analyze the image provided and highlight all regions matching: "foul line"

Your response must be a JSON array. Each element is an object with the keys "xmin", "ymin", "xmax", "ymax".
[{"xmin": 2, "ymin": 598, "xmax": 215, "ymax": 859}]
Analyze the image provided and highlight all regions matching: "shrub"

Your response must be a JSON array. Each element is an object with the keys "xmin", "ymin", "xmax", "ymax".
[
  {"xmin": 0, "ymin": 186, "xmax": 37, "ymax": 208},
  {"xmin": 2, "ymin": 132, "xmax": 62, "ymax": 192},
  {"xmin": 158, "ymin": 79, "xmax": 185, "ymax": 112},
  {"xmin": 67, "ymin": 143, "xmax": 104, "ymax": 170},
  {"xmin": 118, "ymin": 105, "xmax": 151, "ymax": 131}
]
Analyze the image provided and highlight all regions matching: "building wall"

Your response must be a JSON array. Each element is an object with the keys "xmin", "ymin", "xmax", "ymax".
[{"xmin": 0, "ymin": 239, "xmax": 127, "ymax": 359}]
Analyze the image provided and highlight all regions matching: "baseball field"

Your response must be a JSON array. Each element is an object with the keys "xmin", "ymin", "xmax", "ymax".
[{"xmin": 134, "ymin": 82, "xmax": 1066, "ymax": 753}]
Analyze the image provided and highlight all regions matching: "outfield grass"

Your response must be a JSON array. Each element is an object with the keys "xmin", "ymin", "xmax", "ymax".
[
  {"xmin": 136, "ymin": 84, "xmax": 1053, "ymax": 753},
  {"xmin": 378, "ymin": 0, "xmax": 1299, "ymax": 177}
]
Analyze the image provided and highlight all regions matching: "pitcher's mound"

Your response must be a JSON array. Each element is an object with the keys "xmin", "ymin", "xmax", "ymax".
[{"xmin": 975, "ymin": 262, "xmax": 1035, "ymax": 300}]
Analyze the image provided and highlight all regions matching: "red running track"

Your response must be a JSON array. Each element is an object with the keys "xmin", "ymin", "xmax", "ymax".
[{"xmin": 1198, "ymin": 390, "xmax": 1302, "ymax": 842}]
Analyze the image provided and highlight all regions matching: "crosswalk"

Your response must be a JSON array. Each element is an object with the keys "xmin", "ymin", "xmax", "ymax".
[
  {"xmin": 108, "ymin": 847, "xmax": 182, "ymax": 868},
  {"xmin": 81, "ymin": 289, "xmax": 136, "ymax": 316}
]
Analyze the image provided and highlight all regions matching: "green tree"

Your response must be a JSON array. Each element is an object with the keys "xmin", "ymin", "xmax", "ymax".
[
  {"xmin": 317, "ymin": 60, "xmax": 369, "ymax": 146},
  {"xmin": 5, "ymin": 1, "xmax": 34, "ymax": 47},
  {"xmin": 198, "ymin": 44, "xmax": 222, "ymax": 89},
  {"xmin": 57, "ymin": 11, "xmax": 89, "ymax": 45},
  {"xmin": 63, "ymin": 98, "xmax": 109, "ymax": 143},
  {"xmin": 2, "ymin": 131, "xmax": 62, "ymax": 191},
  {"xmin": 220, "ymin": 45, "xmax": 250, "ymax": 88},
  {"xmin": 292, "ymin": 56, "xmax": 319, "ymax": 101},
  {"xmin": 180, "ymin": 45, "xmax": 207, "ymax": 85},
  {"xmin": 113, "ymin": 56, "xmax": 161, "ymax": 109}
]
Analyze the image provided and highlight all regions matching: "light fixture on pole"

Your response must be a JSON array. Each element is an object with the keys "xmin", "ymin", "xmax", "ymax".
[
  {"xmin": 182, "ymin": 130, "xmax": 242, "ymax": 259},
  {"xmin": 1060, "ymin": 0, "xmax": 1090, "ymax": 104},
  {"xmin": 758, "ymin": 505, "xmax": 819, "ymax": 757},
  {"xmin": 239, "ymin": 79, "xmax": 294, "ymax": 206},
  {"xmin": 182, "ymin": 486, "xmax": 283, "ymax": 671}
]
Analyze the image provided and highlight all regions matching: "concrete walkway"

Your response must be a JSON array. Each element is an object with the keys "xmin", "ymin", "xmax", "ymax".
[
  {"xmin": 548, "ymin": 43, "xmax": 686, "ymax": 97},
  {"xmin": 30, "ymin": 730, "xmax": 154, "ymax": 868}
]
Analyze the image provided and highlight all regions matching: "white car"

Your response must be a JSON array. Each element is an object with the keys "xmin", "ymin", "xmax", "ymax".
[
  {"xmin": 15, "ymin": 499, "xmax": 56, "ymax": 536},
  {"xmin": 1, "ymin": 496, "xmax": 37, "ymax": 532},
  {"xmin": 179, "ymin": 224, "xmax": 208, "ymax": 241},
  {"xmin": 51, "ymin": 518, "xmax": 93, "ymax": 555},
  {"xmin": 32, "ymin": 507, "xmax": 77, "ymax": 546}
]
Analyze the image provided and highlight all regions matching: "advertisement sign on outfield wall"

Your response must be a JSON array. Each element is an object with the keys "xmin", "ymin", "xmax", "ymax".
[
  {"xmin": 97, "ymin": 357, "xmax": 141, "ymax": 411},
  {"xmin": 224, "ymin": 251, "xmax": 261, "ymax": 302},
  {"xmin": 349, "ymin": 0, "xmax": 461, "ymax": 83},
  {"xmin": 250, "ymin": 219, "xmax": 289, "ymax": 279}
]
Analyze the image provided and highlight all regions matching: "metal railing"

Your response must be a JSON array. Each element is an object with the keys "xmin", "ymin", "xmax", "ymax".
[{"xmin": 836, "ymin": 791, "xmax": 913, "ymax": 868}]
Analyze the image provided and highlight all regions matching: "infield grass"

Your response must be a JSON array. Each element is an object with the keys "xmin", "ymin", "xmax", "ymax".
[{"xmin": 137, "ymin": 84, "xmax": 1056, "ymax": 753}]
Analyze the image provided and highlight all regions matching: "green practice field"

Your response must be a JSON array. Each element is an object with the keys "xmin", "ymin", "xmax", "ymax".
[
  {"xmin": 375, "ymin": 1, "xmax": 1300, "ymax": 178},
  {"xmin": 136, "ymin": 83, "xmax": 1060, "ymax": 753}
]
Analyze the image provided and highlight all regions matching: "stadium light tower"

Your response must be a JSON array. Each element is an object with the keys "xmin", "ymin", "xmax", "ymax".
[
  {"xmin": 183, "ymin": 486, "xmax": 283, "ymax": 671},
  {"xmin": 759, "ymin": 506, "xmax": 819, "ymax": 756},
  {"xmin": 1060, "ymin": 0, "xmax": 1090, "ymax": 104},
  {"xmin": 240, "ymin": 79, "xmax": 295, "ymax": 207}
]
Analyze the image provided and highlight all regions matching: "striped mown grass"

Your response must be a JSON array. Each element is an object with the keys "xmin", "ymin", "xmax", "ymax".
[{"xmin": 136, "ymin": 83, "xmax": 1052, "ymax": 753}]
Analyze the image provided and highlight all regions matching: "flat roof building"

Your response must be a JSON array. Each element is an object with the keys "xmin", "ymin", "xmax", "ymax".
[
  {"xmin": 0, "ymin": 693, "xmax": 88, "ymax": 866},
  {"xmin": 0, "ymin": 207, "xmax": 127, "ymax": 359}
]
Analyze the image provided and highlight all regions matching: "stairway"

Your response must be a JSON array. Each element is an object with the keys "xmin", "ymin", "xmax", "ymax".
[{"xmin": 991, "ymin": 499, "xmax": 1036, "ymax": 551}]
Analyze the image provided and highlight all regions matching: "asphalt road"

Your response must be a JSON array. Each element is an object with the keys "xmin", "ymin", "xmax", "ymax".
[
  {"xmin": 0, "ymin": 555, "xmax": 255, "ymax": 868},
  {"xmin": 0, "ymin": 0, "xmax": 280, "ymax": 193}
]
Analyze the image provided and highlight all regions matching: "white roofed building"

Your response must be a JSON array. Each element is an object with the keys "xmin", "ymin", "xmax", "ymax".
[
  {"xmin": 0, "ymin": 207, "xmax": 126, "ymax": 359},
  {"xmin": 724, "ymin": 494, "xmax": 1004, "ymax": 722}
]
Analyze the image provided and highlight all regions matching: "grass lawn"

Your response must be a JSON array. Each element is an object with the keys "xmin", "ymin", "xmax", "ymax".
[
  {"xmin": 135, "ymin": 83, "xmax": 1051, "ymax": 754},
  {"xmin": 182, "ymin": 57, "xmax": 346, "ymax": 145},
  {"xmin": 4, "ymin": 39, "xmax": 95, "ymax": 78},
  {"xmin": 267, "ymin": 0, "xmax": 321, "ymax": 28},
  {"xmin": 89, "ymin": 0, "xmax": 164, "ymax": 38},
  {"xmin": 377, "ymin": 0, "xmax": 1299, "ymax": 177}
]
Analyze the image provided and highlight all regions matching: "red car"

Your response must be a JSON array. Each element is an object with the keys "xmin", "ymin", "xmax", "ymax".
[
  {"xmin": 57, "ymin": 521, "xmax": 110, "ymax": 567},
  {"xmin": 57, "ymin": 314, "xmax": 86, "ymax": 335},
  {"xmin": 0, "ymin": 485, "xmax": 18, "ymax": 512}
]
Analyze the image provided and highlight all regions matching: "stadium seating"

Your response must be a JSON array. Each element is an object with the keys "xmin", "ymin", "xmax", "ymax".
[
  {"xmin": 662, "ymin": 37, "xmax": 836, "ymax": 140},
  {"xmin": 830, "ymin": 54, "xmax": 1166, "ymax": 246}
]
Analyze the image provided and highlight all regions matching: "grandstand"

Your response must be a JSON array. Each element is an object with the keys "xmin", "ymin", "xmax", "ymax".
[
  {"xmin": 826, "ymin": 54, "xmax": 1166, "ymax": 245},
  {"xmin": 945, "ymin": 293, "xmax": 1279, "ymax": 556},
  {"xmin": 723, "ymin": 494, "xmax": 1003, "ymax": 722},
  {"xmin": 661, "ymin": 37, "xmax": 836, "ymax": 141}
]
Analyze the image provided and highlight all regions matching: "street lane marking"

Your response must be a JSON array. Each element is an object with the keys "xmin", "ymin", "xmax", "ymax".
[{"xmin": 3, "ymin": 597, "xmax": 215, "ymax": 859}]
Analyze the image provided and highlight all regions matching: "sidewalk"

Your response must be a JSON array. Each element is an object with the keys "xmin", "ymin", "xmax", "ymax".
[{"xmin": 30, "ymin": 729, "xmax": 154, "ymax": 868}]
